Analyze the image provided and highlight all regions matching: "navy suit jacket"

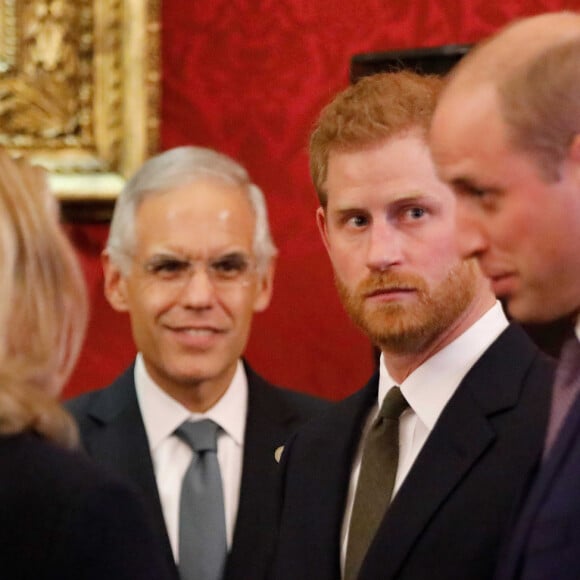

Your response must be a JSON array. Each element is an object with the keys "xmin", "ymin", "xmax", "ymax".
[
  {"xmin": 67, "ymin": 361, "xmax": 329, "ymax": 580},
  {"xmin": 0, "ymin": 432, "xmax": 173, "ymax": 580},
  {"xmin": 272, "ymin": 324, "xmax": 554, "ymax": 580},
  {"xmin": 495, "ymin": 371, "xmax": 580, "ymax": 579}
]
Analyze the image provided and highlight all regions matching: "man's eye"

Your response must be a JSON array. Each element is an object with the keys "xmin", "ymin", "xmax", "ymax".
[
  {"xmin": 347, "ymin": 215, "xmax": 368, "ymax": 228},
  {"xmin": 406, "ymin": 207, "xmax": 426, "ymax": 219},
  {"xmin": 466, "ymin": 187, "xmax": 487, "ymax": 197},
  {"xmin": 455, "ymin": 182, "xmax": 489, "ymax": 198},
  {"xmin": 211, "ymin": 256, "xmax": 249, "ymax": 278},
  {"xmin": 147, "ymin": 259, "xmax": 189, "ymax": 277}
]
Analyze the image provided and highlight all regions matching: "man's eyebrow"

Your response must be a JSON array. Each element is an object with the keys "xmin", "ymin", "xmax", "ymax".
[
  {"xmin": 146, "ymin": 252, "xmax": 186, "ymax": 261},
  {"xmin": 451, "ymin": 177, "xmax": 504, "ymax": 198},
  {"xmin": 449, "ymin": 176, "xmax": 473, "ymax": 188},
  {"xmin": 147, "ymin": 250, "xmax": 250, "ymax": 262},
  {"xmin": 217, "ymin": 250, "xmax": 249, "ymax": 257},
  {"xmin": 328, "ymin": 207, "xmax": 372, "ymax": 224},
  {"xmin": 392, "ymin": 191, "xmax": 433, "ymax": 202},
  {"xmin": 330, "ymin": 192, "xmax": 434, "ymax": 214},
  {"xmin": 450, "ymin": 176, "xmax": 485, "ymax": 190},
  {"xmin": 210, "ymin": 251, "xmax": 251, "ymax": 263},
  {"xmin": 331, "ymin": 206, "xmax": 366, "ymax": 214},
  {"xmin": 141, "ymin": 252, "xmax": 192, "ymax": 267}
]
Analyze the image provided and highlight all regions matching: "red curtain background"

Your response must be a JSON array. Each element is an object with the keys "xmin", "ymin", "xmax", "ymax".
[{"xmin": 63, "ymin": 0, "xmax": 580, "ymax": 402}]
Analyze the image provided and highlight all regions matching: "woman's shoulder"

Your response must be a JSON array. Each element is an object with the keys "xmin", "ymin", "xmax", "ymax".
[
  {"xmin": 0, "ymin": 432, "xmax": 135, "ymax": 527},
  {"xmin": 0, "ymin": 432, "xmax": 174, "ymax": 579},
  {"xmin": 0, "ymin": 432, "xmax": 112, "ymax": 491}
]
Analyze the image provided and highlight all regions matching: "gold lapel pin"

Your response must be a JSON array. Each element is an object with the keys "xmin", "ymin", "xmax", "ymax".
[{"xmin": 274, "ymin": 445, "xmax": 284, "ymax": 463}]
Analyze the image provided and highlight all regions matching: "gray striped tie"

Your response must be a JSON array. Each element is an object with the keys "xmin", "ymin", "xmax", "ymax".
[{"xmin": 175, "ymin": 419, "xmax": 227, "ymax": 580}]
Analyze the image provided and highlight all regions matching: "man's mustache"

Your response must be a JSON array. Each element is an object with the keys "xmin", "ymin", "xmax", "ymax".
[{"xmin": 356, "ymin": 272, "xmax": 428, "ymax": 296}]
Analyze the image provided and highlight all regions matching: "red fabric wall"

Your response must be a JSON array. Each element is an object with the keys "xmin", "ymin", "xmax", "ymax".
[{"xmin": 63, "ymin": 0, "xmax": 579, "ymax": 402}]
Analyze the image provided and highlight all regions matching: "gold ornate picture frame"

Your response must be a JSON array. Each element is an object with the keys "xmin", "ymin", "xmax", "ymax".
[{"xmin": 0, "ymin": 0, "xmax": 160, "ymax": 220}]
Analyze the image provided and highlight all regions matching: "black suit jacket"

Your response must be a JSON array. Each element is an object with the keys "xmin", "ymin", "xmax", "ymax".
[
  {"xmin": 67, "ymin": 361, "xmax": 329, "ymax": 580},
  {"xmin": 0, "ymin": 432, "xmax": 173, "ymax": 580},
  {"xmin": 272, "ymin": 324, "xmax": 554, "ymax": 580},
  {"xmin": 495, "ymin": 376, "xmax": 580, "ymax": 580}
]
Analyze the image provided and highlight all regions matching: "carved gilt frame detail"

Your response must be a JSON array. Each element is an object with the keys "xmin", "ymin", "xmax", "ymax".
[{"xmin": 0, "ymin": 0, "xmax": 160, "ymax": 213}]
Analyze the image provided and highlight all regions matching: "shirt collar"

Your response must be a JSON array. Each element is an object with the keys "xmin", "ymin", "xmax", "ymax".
[
  {"xmin": 134, "ymin": 354, "xmax": 248, "ymax": 452},
  {"xmin": 378, "ymin": 300, "xmax": 509, "ymax": 430},
  {"xmin": 575, "ymin": 313, "xmax": 580, "ymax": 342}
]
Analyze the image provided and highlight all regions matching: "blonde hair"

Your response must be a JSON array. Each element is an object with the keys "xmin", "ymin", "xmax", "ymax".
[
  {"xmin": 0, "ymin": 152, "xmax": 88, "ymax": 448},
  {"xmin": 309, "ymin": 71, "xmax": 443, "ymax": 207}
]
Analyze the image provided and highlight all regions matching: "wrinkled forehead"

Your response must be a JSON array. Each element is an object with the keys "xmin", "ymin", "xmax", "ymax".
[{"xmin": 134, "ymin": 179, "xmax": 257, "ymax": 258}]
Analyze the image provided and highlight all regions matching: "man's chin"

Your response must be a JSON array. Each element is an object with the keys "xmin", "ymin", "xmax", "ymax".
[
  {"xmin": 503, "ymin": 293, "xmax": 571, "ymax": 325},
  {"xmin": 372, "ymin": 330, "xmax": 436, "ymax": 355},
  {"xmin": 358, "ymin": 317, "xmax": 436, "ymax": 355}
]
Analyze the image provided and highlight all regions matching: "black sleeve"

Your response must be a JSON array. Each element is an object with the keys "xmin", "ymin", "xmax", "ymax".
[{"xmin": 51, "ymin": 477, "xmax": 175, "ymax": 580}]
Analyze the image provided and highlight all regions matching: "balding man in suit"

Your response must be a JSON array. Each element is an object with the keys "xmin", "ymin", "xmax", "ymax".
[{"xmin": 431, "ymin": 11, "xmax": 580, "ymax": 580}]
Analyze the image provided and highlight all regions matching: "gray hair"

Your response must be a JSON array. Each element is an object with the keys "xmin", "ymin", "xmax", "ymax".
[{"xmin": 107, "ymin": 146, "xmax": 277, "ymax": 274}]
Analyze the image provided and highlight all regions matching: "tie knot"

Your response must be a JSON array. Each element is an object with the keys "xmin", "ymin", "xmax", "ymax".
[
  {"xmin": 379, "ymin": 386, "xmax": 409, "ymax": 420},
  {"xmin": 176, "ymin": 419, "xmax": 219, "ymax": 453}
]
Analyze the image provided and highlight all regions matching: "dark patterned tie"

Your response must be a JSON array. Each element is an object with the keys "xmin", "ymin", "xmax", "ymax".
[
  {"xmin": 175, "ymin": 419, "xmax": 227, "ymax": 580},
  {"xmin": 543, "ymin": 337, "xmax": 580, "ymax": 457},
  {"xmin": 344, "ymin": 386, "xmax": 409, "ymax": 580}
]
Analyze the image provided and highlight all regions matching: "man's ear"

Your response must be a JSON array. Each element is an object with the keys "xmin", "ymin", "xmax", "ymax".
[
  {"xmin": 102, "ymin": 251, "xmax": 130, "ymax": 312},
  {"xmin": 316, "ymin": 206, "xmax": 331, "ymax": 255},
  {"xmin": 253, "ymin": 257, "xmax": 276, "ymax": 313}
]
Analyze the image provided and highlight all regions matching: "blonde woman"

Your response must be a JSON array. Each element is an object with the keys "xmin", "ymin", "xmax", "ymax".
[{"xmin": 0, "ymin": 151, "xmax": 172, "ymax": 579}]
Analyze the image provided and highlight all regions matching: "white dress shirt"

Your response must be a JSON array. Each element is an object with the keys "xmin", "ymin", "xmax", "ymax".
[
  {"xmin": 340, "ymin": 301, "xmax": 509, "ymax": 572},
  {"xmin": 134, "ymin": 354, "xmax": 248, "ymax": 562}
]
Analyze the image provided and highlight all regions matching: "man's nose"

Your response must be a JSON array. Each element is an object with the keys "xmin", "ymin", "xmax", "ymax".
[
  {"xmin": 366, "ymin": 222, "xmax": 403, "ymax": 271},
  {"xmin": 179, "ymin": 266, "xmax": 216, "ymax": 308},
  {"xmin": 455, "ymin": 200, "xmax": 489, "ymax": 260}
]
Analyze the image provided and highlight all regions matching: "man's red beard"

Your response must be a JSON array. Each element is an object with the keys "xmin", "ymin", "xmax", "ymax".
[{"xmin": 336, "ymin": 261, "xmax": 478, "ymax": 354}]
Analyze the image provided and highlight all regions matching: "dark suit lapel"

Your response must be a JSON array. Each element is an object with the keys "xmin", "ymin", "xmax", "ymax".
[
  {"xmin": 227, "ymin": 366, "xmax": 375, "ymax": 580},
  {"xmin": 225, "ymin": 366, "xmax": 311, "ymax": 579},
  {"xmin": 83, "ymin": 368, "xmax": 176, "ymax": 574},
  {"xmin": 498, "ymin": 388, "xmax": 580, "ymax": 578},
  {"xmin": 274, "ymin": 375, "xmax": 379, "ymax": 580},
  {"xmin": 301, "ymin": 377, "xmax": 379, "ymax": 561},
  {"xmin": 360, "ymin": 324, "xmax": 539, "ymax": 579},
  {"xmin": 361, "ymin": 387, "xmax": 495, "ymax": 578},
  {"xmin": 225, "ymin": 369, "xmax": 283, "ymax": 580}
]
